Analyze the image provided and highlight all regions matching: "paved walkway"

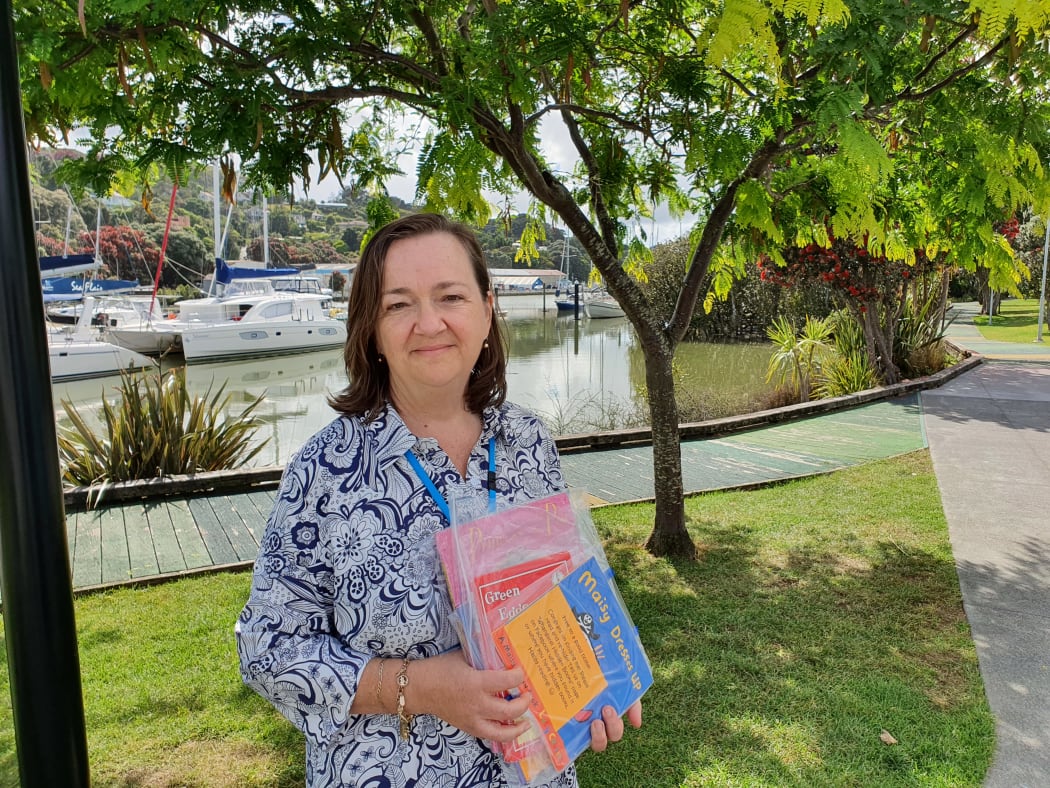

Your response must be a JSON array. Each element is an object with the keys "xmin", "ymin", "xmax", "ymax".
[{"xmin": 924, "ymin": 302, "xmax": 1050, "ymax": 787}]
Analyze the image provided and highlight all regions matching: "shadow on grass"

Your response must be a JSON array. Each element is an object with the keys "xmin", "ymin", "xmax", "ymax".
[
  {"xmin": 975, "ymin": 314, "xmax": 1038, "ymax": 330},
  {"xmin": 584, "ymin": 525, "xmax": 995, "ymax": 788}
]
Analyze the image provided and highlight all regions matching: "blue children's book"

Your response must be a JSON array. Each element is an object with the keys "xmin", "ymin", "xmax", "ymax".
[{"xmin": 491, "ymin": 555, "xmax": 653, "ymax": 773}]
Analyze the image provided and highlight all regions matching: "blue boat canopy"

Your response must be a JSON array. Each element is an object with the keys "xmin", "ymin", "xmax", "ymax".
[
  {"xmin": 38, "ymin": 253, "xmax": 99, "ymax": 279},
  {"xmin": 213, "ymin": 257, "xmax": 296, "ymax": 286}
]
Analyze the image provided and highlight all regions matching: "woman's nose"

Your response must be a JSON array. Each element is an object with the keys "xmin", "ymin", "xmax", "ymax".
[{"xmin": 414, "ymin": 301, "xmax": 445, "ymax": 334}]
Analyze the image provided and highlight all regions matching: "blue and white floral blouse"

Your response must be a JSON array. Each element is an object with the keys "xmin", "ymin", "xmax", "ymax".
[{"xmin": 236, "ymin": 402, "xmax": 578, "ymax": 787}]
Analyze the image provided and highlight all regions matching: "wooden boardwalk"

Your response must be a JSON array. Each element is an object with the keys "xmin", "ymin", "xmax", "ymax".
[
  {"xmin": 60, "ymin": 393, "xmax": 928, "ymax": 593},
  {"xmin": 66, "ymin": 488, "xmax": 276, "ymax": 592}
]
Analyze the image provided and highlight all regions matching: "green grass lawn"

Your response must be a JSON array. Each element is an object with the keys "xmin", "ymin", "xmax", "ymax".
[
  {"xmin": 974, "ymin": 298, "xmax": 1050, "ymax": 342},
  {"xmin": 0, "ymin": 451, "xmax": 995, "ymax": 786}
]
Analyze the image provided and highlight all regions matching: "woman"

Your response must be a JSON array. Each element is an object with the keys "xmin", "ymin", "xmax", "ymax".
[{"xmin": 237, "ymin": 213, "xmax": 641, "ymax": 787}]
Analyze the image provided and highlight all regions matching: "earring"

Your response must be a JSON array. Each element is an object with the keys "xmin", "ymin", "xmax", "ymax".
[
  {"xmin": 377, "ymin": 353, "xmax": 385, "ymax": 364},
  {"xmin": 483, "ymin": 340, "xmax": 489, "ymax": 349}
]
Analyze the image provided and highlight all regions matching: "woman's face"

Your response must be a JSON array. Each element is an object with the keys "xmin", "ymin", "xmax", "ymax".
[{"xmin": 375, "ymin": 231, "xmax": 493, "ymax": 407}]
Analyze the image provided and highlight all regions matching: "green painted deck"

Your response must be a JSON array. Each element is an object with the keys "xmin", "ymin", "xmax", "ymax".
[
  {"xmin": 560, "ymin": 393, "xmax": 925, "ymax": 503},
  {"xmin": 63, "ymin": 394, "xmax": 926, "ymax": 592}
]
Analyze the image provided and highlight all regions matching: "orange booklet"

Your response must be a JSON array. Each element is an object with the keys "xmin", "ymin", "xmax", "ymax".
[{"xmin": 472, "ymin": 552, "xmax": 574, "ymax": 763}]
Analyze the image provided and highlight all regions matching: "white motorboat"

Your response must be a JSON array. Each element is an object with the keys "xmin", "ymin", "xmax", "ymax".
[
  {"xmin": 98, "ymin": 295, "xmax": 184, "ymax": 356},
  {"xmin": 104, "ymin": 319, "xmax": 182, "ymax": 356},
  {"xmin": 49, "ymin": 332, "xmax": 156, "ymax": 381},
  {"xmin": 584, "ymin": 296, "xmax": 626, "ymax": 319},
  {"xmin": 104, "ymin": 275, "xmax": 348, "ymax": 361},
  {"xmin": 175, "ymin": 279, "xmax": 347, "ymax": 362}
]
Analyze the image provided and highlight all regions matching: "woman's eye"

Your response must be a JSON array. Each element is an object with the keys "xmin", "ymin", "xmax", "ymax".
[
  {"xmin": 385, "ymin": 301, "xmax": 408, "ymax": 312},
  {"xmin": 443, "ymin": 293, "xmax": 465, "ymax": 302}
]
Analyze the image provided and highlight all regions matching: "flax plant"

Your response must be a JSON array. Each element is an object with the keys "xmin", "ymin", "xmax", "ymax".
[
  {"xmin": 814, "ymin": 310, "xmax": 882, "ymax": 397},
  {"xmin": 58, "ymin": 368, "xmax": 267, "ymax": 486}
]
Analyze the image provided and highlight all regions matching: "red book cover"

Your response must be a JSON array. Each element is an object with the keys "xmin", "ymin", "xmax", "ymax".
[
  {"xmin": 472, "ymin": 552, "xmax": 573, "ymax": 763},
  {"xmin": 474, "ymin": 552, "xmax": 573, "ymax": 633}
]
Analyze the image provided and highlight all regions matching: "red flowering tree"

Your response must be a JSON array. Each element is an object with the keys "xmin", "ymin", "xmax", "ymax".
[
  {"xmin": 757, "ymin": 237, "xmax": 941, "ymax": 384},
  {"xmin": 245, "ymin": 237, "xmax": 351, "ymax": 270},
  {"xmin": 35, "ymin": 233, "xmax": 68, "ymax": 258},
  {"xmin": 77, "ymin": 226, "xmax": 160, "ymax": 282}
]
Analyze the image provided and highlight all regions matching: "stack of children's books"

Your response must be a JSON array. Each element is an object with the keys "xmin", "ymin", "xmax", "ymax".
[{"xmin": 437, "ymin": 491, "xmax": 653, "ymax": 786}]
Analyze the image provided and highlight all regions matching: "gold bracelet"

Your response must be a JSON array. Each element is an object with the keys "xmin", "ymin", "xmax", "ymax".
[
  {"xmin": 374, "ymin": 658, "xmax": 386, "ymax": 711},
  {"xmin": 396, "ymin": 658, "xmax": 414, "ymax": 740}
]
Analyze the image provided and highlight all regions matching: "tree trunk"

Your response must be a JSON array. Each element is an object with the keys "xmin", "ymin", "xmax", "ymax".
[{"xmin": 642, "ymin": 346, "xmax": 697, "ymax": 559}]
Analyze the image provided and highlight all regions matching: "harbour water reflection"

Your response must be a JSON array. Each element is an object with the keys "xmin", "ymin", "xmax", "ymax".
[{"xmin": 51, "ymin": 293, "xmax": 773, "ymax": 467}]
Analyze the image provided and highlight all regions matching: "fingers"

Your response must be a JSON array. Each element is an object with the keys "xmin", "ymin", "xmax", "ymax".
[
  {"xmin": 478, "ymin": 666, "xmax": 525, "ymax": 695},
  {"xmin": 626, "ymin": 699, "xmax": 643, "ymax": 728},
  {"xmin": 483, "ymin": 715, "xmax": 533, "ymax": 743},
  {"xmin": 590, "ymin": 703, "xmax": 643, "ymax": 752}
]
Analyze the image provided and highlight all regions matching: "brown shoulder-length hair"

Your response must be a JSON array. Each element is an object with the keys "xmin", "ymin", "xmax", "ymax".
[{"xmin": 328, "ymin": 213, "xmax": 508, "ymax": 420}]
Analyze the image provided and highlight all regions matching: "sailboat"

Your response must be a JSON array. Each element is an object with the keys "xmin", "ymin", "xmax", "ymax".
[
  {"xmin": 583, "ymin": 296, "xmax": 626, "ymax": 319},
  {"xmin": 43, "ymin": 266, "xmax": 155, "ymax": 382},
  {"xmin": 108, "ymin": 178, "xmax": 347, "ymax": 362},
  {"xmin": 40, "ymin": 204, "xmax": 156, "ymax": 380}
]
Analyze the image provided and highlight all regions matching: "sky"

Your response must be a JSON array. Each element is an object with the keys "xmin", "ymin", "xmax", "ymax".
[{"xmin": 302, "ymin": 114, "xmax": 694, "ymax": 246}]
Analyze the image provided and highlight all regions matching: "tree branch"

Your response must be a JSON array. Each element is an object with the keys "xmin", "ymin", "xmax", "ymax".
[
  {"xmin": 910, "ymin": 21, "xmax": 979, "ymax": 86},
  {"xmin": 897, "ymin": 33, "xmax": 1007, "ymax": 104},
  {"xmin": 524, "ymin": 102, "xmax": 647, "ymax": 134},
  {"xmin": 667, "ymin": 132, "xmax": 786, "ymax": 343}
]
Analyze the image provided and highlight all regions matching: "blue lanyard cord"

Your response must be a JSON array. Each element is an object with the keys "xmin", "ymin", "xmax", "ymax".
[{"xmin": 405, "ymin": 437, "xmax": 497, "ymax": 521}]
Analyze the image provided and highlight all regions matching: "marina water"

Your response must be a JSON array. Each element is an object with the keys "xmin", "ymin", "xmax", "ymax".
[{"xmin": 51, "ymin": 293, "xmax": 773, "ymax": 467}]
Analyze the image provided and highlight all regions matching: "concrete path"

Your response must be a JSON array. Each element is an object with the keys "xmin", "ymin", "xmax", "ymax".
[{"xmin": 924, "ymin": 302, "xmax": 1050, "ymax": 786}]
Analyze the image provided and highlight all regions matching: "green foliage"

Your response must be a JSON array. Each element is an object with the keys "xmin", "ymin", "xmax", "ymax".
[
  {"xmin": 418, "ymin": 135, "xmax": 496, "ymax": 226},
  {"xmin": 360, "ymin": 197, "xmax": 401, "ymax": 250},
  {"xmin": 58, "ymin": 369, "xmax": 267, "ymax": 486},
  {"xmin": 765, "ymin": 315, "xmax": 835, "ymax": 402},
  {"xmin": 514, "ymin": 215, "xmax": 547, "ymax": 265},
  {"xmin": 814, "ymin": 310, "xmax": 882, "ymax": 397},
  {"xmin": 644, "ymin": 235, "xmax": 837, "ymax": 341},
  {"xmin": 18, "ymin": 0, "xmax": 1050, "ymax": 554},
  {"xmin": 895, "ymin": 289, "xmax": 952, "ymax": 378},
  {"xmin": 157, "ymin": 283, "xmax": 204, "ymax": 302},
  {"xmin": 814, "ymin": 350, "xmax": 882, "ymax": 397}
]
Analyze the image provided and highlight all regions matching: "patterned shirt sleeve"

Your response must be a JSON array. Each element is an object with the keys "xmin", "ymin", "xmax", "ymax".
[{"xmin": 236, "ymin": 419, "xmax": 372, "ymax": 749}]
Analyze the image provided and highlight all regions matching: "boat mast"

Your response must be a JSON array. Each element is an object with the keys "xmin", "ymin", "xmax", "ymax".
[
  {"xmin": 210, "ymin": 160, "xmax": 221, "ymax": 296},
  {"xmin": 262, "ymin": 194, "xmax": 270, "ymax": 267}
]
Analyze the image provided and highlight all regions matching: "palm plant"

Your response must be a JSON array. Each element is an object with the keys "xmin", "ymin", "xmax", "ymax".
[
  {"xmin": 895, "ymin": 289, "xmax": 954, "ymax": 378},
  {"xmin": 765, "ymin": 315, "xmax": 834, "ymax": 402},
  {"xmin": 58, "ymin": 368, "xmax": 268, "ymax": 486}
]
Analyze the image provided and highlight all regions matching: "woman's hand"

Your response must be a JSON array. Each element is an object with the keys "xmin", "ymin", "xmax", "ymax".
[
  {"xmin": 410, "ymin": 650, "xmax": 533, "ymax": 743},
  {"xmin": 589, "ymin": 700, "xmax": 643, "ymax": 752}
]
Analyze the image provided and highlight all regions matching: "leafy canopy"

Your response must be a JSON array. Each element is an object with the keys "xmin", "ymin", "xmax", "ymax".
[{"xmin": 17, "ymin": 0, "xmax": 1050, "ymax": 554}]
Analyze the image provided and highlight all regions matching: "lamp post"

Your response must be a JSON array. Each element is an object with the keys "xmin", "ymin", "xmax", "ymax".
[
  {"xmin": 0, "ymin": 2, "xmax": 91, "ymax": 784},
  {"xmin": 1037, "ymin": 216, "xmax": 1049, "ymax": 343}
]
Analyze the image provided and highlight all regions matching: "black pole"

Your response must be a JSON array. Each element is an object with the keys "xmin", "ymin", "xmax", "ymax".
[{"xmin": 0, "ymin": 3, "xmax": 91, "ymax": 785}]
